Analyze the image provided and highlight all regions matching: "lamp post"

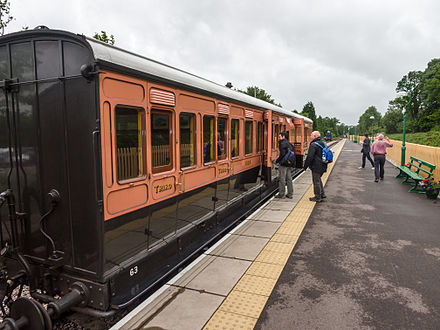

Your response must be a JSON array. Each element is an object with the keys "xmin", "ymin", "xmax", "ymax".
[
  {"xmin": 397, "ymin": 86, "xmax": 412, "ymax": 166},
  {"xmin": 369, "ymin": 116, "xmax": 374, "ymax": 142}
]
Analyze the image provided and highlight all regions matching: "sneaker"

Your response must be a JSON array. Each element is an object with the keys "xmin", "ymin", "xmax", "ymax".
[
  {"xmin": 275, "ymin": 194, "xmax": 285, "ymax": 199},
  {"xmin": 371, "ymin": 167, "xmax": 375, "ymax": 170},
  {"xmin": 286, "ymin": 195, "xmax": 293, "ymax": 199},
  {"xmin": 380, "ymin": 177, "xmax": 384, "ymax": 180},
  {"xmin": 358, "ymin": 167, "xmax": 363, "ymax": 169},
  {"xmin": 309, "ymin": 197, "xmax": 323, "ymax": 202},
  {"xmin": 321, "ymin": 194, "xmax": 327, "ymax": 199},
  {"xmin": 374, "ymin": 178, "xmax": 379, "ymax": 182}
]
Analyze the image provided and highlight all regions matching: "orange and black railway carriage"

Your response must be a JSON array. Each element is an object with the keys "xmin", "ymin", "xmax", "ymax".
[{"xmin": 0, "ymin": 28, "xmax": 312, "ymax": 317}]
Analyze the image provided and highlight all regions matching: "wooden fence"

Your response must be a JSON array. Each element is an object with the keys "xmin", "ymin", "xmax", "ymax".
[
  {"xmin": 117, "ymin": 144, "xmax": 195, "ymax": 179},
  {"xmin": 117, "ymin": 147, "xmax": 140, "ymax": 180},
  {"xmin": 351, "ymin": 136, "xmax": 440, "ymax": 180}
]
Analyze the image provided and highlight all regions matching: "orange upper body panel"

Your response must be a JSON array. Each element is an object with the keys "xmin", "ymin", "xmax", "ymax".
[{"xmin": 99, "ymin": 70, "xmax": 290, "ymax": 221}]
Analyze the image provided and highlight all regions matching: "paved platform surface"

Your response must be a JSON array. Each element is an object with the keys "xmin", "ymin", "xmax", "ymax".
[
  {"xmin": 256, "ymin": 140, "xmax": 440, "ymax": 329},
  {"xmin": 112, "ymin": 141, "xmax": 345, "ymax": 330}
]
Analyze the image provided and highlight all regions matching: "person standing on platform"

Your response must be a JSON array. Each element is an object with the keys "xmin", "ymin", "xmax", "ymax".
[
  {"xmin": 304, "ymin": 131, "xmax": 327, "ymax": 202},
  {"xmin": 371, "ymin": 133, "xmax": 393, "ymax": 182},
  {"xmin": 275, "ymin": 132, "xmax": 294, "ymax": 199},
  {"xmin": 359, "ymin": 133, "xmax": 375, "ymax": 170}
]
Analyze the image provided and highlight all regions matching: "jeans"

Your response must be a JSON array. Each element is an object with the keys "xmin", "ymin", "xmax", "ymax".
[
  {"xmin": 373, "ymin": 154, "xmax": 386, "ymax": 179},
  {"xmin": 312, "ymin": 171, "xmax": 324, "ymax": 198},
  {"xmin": 362, "ymin": 152, "xmax": 374, "ymax": 168},
  {"xmin": 278, "ymin": 166, "xmax": 293, "ymax": 197}
]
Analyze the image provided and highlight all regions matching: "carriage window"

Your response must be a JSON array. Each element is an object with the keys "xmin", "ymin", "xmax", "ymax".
[
  {"xmin": 203, "ymin": 116, "xmax": 215, "ymax": 164},
  {"xmin": 274, "ymin": 124, "xmax": 279, "ymax": 149},
  {"xmin": 217, "ymin": 117, "xmax": 227, "ymax": 160},
  {"xmin": 257, "ymin": 122, "xmax": 264, "ymax": 152},
  {"xmin": 151, "ymin": 111, "xmax": 172, "ymax": 172},
  {"xmin": 115, "ymin": 107, "xmax": 145, "ymax": 181},
  {"xmin": 245, "ymin": 121, "xmax": 253, "ymax": 155},
  {"xmin": 231, "ymin": 119, "xmax": 239, "ymax": 158},
  {"xmin": 180, "ymin": 113, "xmax": 196, "ymax": 168}
]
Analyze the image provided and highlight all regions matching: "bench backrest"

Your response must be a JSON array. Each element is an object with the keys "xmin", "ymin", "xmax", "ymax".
[{"xmin": 409, "ymin": 156, "xmax": 436, "ymax": 177}]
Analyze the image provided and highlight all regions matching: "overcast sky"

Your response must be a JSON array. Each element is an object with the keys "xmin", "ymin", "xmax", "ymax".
[{"xmin": 5, "ymin": 0, "xmax": 440, "ymax": 125}]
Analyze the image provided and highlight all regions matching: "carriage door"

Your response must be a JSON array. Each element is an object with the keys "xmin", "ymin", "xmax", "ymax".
[{"xmin": 100, "ymin": 73, "xmax": 148, "ymax": 222}]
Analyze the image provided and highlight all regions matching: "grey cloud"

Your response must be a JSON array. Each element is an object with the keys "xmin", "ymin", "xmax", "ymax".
[{"xmin": 6, "ymin": 0, "xmax": 440, "ymax": 124}]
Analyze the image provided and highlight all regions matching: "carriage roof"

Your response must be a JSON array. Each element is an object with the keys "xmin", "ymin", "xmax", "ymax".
[{"xmin": 85, "ymin": 37, "xmax": 312, "ymax": 124}]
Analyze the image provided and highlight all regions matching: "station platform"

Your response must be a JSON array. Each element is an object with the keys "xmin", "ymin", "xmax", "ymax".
[{"xmin": 112, "ymin": 139, "xmax": 440, "ymax": 329}]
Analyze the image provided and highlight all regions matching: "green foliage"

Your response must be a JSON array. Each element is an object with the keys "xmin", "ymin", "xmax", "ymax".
[
  {"xmin": 237, "ymin": 86, "xmax": 282, "ymax": 107},
  {"xmin": 315, "ymin": 115, "xmax": 344, "ymax": 138},
  {"xmin": 0, "ymin": 0, "xmax": 13, "ymax": 35},
  {"xmin": 239, "ymin": 86, "xmax": 281, "ymax": 106},
  {"xmin": 301, "ymin": 101, "xmax": 317, "ymax": 129},
  {"xmin": 387, "ymin": 58, "xmax": 440, "ymax": 133},
  {"xmin": 93, "ymin": 31, "xmax": 115, "ymax": 45},
  {"xmin": 357, "ymin": 106, "xmax": 382, "ymax": 136},
  {"xmin": 382, "ymin": 102, "xmax": 403, "ymax": 134},
  {"xmin": 386, "ymin": 131, "xmax": 440, "ymax": 147}
]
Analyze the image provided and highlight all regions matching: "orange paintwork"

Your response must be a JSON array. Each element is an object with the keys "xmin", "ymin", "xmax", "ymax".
[{"xmin": 99, "ymin": 70, "xmax": 309, "ymax": 221}]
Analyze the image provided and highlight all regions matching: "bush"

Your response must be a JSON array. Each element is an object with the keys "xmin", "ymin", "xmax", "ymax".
[{"xmin": 386, "ymin": 131, "xmax": 440, "ymax": 147}]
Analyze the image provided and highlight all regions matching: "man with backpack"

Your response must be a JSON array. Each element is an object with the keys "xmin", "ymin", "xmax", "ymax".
[
  {"xmin": 304, "ymin": 131, "xmax": 329, "ymax": 202},
  {"xmin": 275, "ymin": 132, "xmax": 295, "ymax": 199}
]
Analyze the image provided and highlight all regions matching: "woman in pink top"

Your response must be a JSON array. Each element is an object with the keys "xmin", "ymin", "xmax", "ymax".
[{"xmin": 371, "ymin": 133, "xmax": 393, "ymax": 182}]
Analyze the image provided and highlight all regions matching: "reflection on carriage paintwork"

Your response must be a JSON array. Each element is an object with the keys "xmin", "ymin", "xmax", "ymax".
[{"xmin": 177, "ymin": 185, "xmax": 215, "ymax": 230}]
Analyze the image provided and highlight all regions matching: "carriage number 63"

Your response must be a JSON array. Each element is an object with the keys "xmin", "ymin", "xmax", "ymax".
[{"xmin": 130, "ymin": 266, "xmax": 139, "ymax": 276}]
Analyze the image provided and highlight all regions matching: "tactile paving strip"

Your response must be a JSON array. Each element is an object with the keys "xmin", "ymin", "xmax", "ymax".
[{"xmin": 203, "ymin": 140, "xmax": 346, "ymax": 330}]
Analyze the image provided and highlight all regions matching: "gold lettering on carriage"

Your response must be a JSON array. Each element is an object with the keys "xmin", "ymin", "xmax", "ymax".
[
  {"xmin": 154, "ymin": 184, "xmax": 173, "ymax": 194},
  {"xmin": 218, "ymin": 168, "xmax": 228, "ymax": 175}
]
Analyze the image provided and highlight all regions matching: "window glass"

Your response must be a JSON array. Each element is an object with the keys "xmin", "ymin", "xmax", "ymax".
[
  {"xmin": 231, "ymin": 119, "xmax": 239, "ymax": 158},
  {"xmin": 274, "ymin": 124, "xmax": 279, "ymax": 148},
  {"xmin": 151, "ymin": 112, "xmax": 172, "ymax": 172},
  {"xmin": 257, "ymin": 122, "xmax": 264, "ymax": 152},
  {"xmin": 245, "ymin": 121, "xmax": 253, "ymax": 155},
  {"xmin": 180, "ymin": 113, "xmax": 196, "ymax": 168},
  {"xmin": 115, "ymin": 107, "xmax": 145, "ymax": 181},
  {"xmin": 203, "ymin": 116, "xmax": 215, "ymax": 163},
  {"xmin": 0, "ymin": 46, "xmax": 8, "ymax": 80},
  {"xmin": 217, "ymin": 117, "xmax": 227, "ymax": 160}
]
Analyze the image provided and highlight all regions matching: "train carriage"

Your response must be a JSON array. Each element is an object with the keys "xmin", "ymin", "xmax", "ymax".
[{"xmin": 0, "ymin": 28, "xmax": 312, "ymax": 327}]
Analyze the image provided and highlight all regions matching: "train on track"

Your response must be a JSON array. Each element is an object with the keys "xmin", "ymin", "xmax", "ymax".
[{"xmin": 0, "ymin": 27, "xmax": 312, "ymax": 329}]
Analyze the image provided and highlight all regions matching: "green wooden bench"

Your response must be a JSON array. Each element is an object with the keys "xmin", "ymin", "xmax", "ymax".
[{"xmin": 396, "ymin": 156, "xmax": 436, "ymax": 193}]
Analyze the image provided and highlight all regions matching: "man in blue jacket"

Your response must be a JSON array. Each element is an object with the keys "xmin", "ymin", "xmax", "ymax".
[
  {"xmin": 304, "ymin": 131, "xmax": 327, "ymax": 202},
  {"xmin": 275, "ymin": 132, "xmax": 294, "ymax": 199}
]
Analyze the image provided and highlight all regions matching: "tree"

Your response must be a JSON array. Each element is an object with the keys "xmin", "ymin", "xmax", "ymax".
[
  {"xmin": 239, "ymin": 86, "xmax": 281, "ymax": 106},
  {"xmin": 419, "ymin": 58, "xmax": 440, "ymax": 131},
  {"xmin": 382, "ymin": 102, "xmax": 404, "ymax": 134},
  {"xmin": 357, "ymin": 106, "xmax": 382, "ymax": 136},
  {"xmin": 396, "ymin": 71, "xmax": 422, "ymax": 122},
  {"xmin": 301, "ymin": 101, "xmax": 317, "ymax": 129},
  {"xmin": 93, "ymin": 31, "xmax": 115, "ymax": 45},
  {"xmin": 0, "ymin": 0, "xmax": 13, "ymax": 35}
]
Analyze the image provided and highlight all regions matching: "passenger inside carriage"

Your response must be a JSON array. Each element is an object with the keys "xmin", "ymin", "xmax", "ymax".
[
  {"xmin": 217, "ymin": 133, "xmax": 225, "ymax": 157},
  {"xmin": 204, "ymin": 141, "xmax": 211, "ymax": 163}
]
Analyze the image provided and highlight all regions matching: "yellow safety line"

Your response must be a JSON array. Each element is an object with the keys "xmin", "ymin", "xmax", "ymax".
[{"xmin": 203, "ymin": 140, "xmax": 346, "ymax": 330}]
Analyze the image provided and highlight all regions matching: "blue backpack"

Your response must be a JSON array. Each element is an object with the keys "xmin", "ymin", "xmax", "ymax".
[
  {"xmin": 314, "ymin": 142, "xmax": 333, "ymax": 163},
  {"xmin": 281, "ymin": 144, "xmax": 296, "ymax": 167}
]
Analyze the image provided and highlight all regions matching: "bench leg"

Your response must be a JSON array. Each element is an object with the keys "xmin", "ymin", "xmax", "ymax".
[
  {"xmin": 401, "ymin": 176, "xmax": 413, "ymax": 185},
  {"xmin": 396, "ymin": 169, "xmax": 406, "ymax": 179},
  {"xmin": 408, "ymin": 181, "xmax": 424, "ymax": 193}
]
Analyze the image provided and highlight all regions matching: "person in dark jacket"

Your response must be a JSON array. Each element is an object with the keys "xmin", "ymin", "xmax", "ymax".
[
  {"xmin": 359, "ymin": 133, "xmax": 374, "ymax": 169},
  {"xmin": 304, "ymin": 131, "xmax": 327, "ymax": 202},
  {"xmin": 275, "ymin": 132, "xmax": 294, "ymax": 199}
]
